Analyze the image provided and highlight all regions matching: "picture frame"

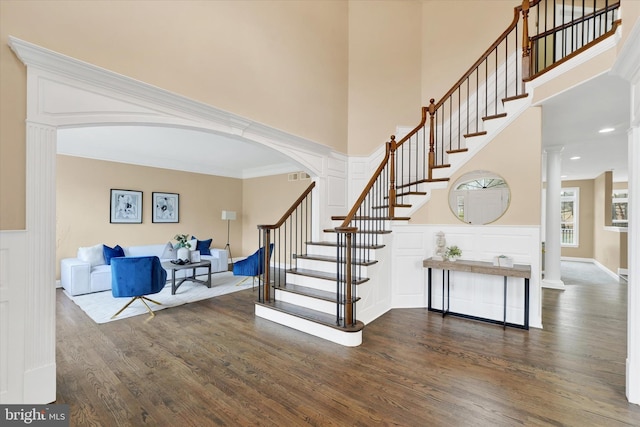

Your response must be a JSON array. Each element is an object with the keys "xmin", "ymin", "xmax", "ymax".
[
  {"xmin": 110, "ymin": 189, "xmax": 143, "ymax": 223},
  {"xmin": 152, "ymin": 192, "xmax": 179, "ymax": 223}
]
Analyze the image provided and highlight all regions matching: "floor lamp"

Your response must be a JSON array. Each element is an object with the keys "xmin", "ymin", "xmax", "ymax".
[{"xmin": 221, "ymin": 210, "xmax": 236, "ymax": 265}]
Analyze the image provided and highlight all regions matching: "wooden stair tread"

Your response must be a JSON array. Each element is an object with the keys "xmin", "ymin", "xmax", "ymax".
[
  {"xmin": 482, "ymin": 112, "xmax": 507, "ymax": 121},
  {"xmin": 398, "ymin": 178, "xmax": 449, "ymax": 187},
  {"xmin": 296, "ymin": 254, "xmax": 377, "ymax": 266},
  {"xmin": 287, "ymin": 268, "xmax": 369, "ymax": 285},
  {"xmin": 464, "ymin": 131, "xmax": 487, "ymax": 138},
  {"xmin": 306, "ymin": 240, "xmax": 385, "ymax": 250},
  {"xmin": 372, "ymin": 204, "xmax": 411, "ymax": 209},
  {"xmin": 432, "ymin": 164, "xmax": 451, "ymax": 169},
  {"xmin": 256, "ymin": 300, "xmax": 365, "ymax": 333},
  {"xmin": 331, "ymin": 215, "xmax": 411, "ymax": 221},
  {"xmin": 323, "ymin": 228, "xmax": 392, "ymax": 235},
  {"xmin": 446, "ymin": 148, "xmax": 468, "ymax": 154},
  {"xmin": 275, "ymin": 283, "xmax": 361, "ymax": 304},
  {"xmin": 503, "ymin": 93, "xmax": 528, "ymax": 103},
  {"xmin": 384, "ymin": 191, "xmax": 427, "ymax": 198}
]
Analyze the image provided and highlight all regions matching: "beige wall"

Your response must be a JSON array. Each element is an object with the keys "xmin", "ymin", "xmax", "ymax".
[
  {"xmin": 410, "ymin": 107, "xmax": 543, "ymax": 225},
  {"xmin": 560, "ymin": 179, "xmax": 595, "ymax": 259},
  {"xmin": 241, "ymin": 174, "xmax": 311, "ymax": 256},
  {"xmin": 422, "ymin": 1, "xmax": 515, "ymax": 104},
  {"xmin": 347, "ymin": 0, "xmax": 422, "ymax": 156},
  {"xmin": 1, "ymin": 0, "xmax": 349, "ymax": 230},
  {"xmin": 56, "ymin": 155, "xmax": 242, "ymax": 278},
  {"xmin": 592, "ymin": 172, "xmax": 628, "ymax": 272}
]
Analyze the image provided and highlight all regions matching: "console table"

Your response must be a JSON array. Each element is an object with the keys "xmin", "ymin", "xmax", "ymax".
[{"xmin": 423, "ymin": 258, "xmax": 531, "ymax": 330}]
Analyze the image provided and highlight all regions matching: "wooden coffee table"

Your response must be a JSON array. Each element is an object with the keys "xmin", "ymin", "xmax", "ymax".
[{"xmin": 162, "ymin": 259, "xmax": 212, "ymax": 295}]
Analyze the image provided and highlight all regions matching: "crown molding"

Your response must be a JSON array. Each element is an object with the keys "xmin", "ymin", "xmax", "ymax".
[{"xmin": 8, "ymin": 36, "xmax": 334, "ymax": 177}]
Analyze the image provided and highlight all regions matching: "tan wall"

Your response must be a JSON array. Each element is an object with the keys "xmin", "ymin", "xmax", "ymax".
[
  {"xmin": 560, "ymin": 179, "xmax": 595, "ymax": 259},
  {"xmin": 1, "ymin": 0, "xmax": 349, "ymax": 230},
  {"xmin": 593, "ymin": 172, "xmax": 624, "ymax": 273},
  {"xmin": 241, "ymin": 174, "xmax": 311, "ymax": 257},
  {"xmin": 347, "ymin": 1, "xmax": 422, "ymax": 156},
  {"xmin": 56, "ymin": 155, "xmax": 242, "ymax": 278},
  {"xmin": 410, "ymin": 107, "xmax": 543, "ymax": 225},
  {"xmin": 422, "ymin": 1, "xmax": 515, "ymax": 104}
]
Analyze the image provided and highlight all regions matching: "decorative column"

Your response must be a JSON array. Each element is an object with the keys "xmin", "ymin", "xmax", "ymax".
[
  {"xmin": 542, "ymin": 146, "xmax": 565, "ymax": 290},
  {"xmin": 627, "ymin": 126, "xmax": 640, "ymax": 404},
  {"xmin": 611, "ymin": 18, "xmax": 640, "ymax": 405},
  {"xmin": 23, "ymin": 121, "xmax": 57, "ymax": 403}
]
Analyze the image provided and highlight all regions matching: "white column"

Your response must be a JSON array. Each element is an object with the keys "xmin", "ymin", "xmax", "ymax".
[
  {"xmin": 22, "ymin": 121, "xmax": 57, "ymax": 403},
  {"xmin": 542, "ymin": 146, "xmax": 565, "ymax": 290},
  {"xmin": 627, "ymin": 125, "xmax": 640, "ymax": 404}
]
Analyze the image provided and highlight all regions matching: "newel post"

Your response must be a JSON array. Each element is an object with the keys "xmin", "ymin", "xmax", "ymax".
[
  {"xmin": 521, "ymin": 0, "xmax": 532, "ymax": 83},
  {"xmin": 427, "ymin": 99, "xmax": 436, "ymax": 180},
  {"xmin": 388, "ymin": 135, "xmax": 397, "ymax": 219},
  {"xmin": 335, "ymin": 226, "xmax": 357, "ymax": 326}
]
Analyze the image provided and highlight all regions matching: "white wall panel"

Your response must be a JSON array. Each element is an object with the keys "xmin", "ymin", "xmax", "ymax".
[{"xmin": 391, "ymin": 224, "xmax": 542, "ymax": 329}]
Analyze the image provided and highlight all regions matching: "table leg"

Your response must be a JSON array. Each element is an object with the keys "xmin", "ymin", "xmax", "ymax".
[
  {"xmin": 503, "ymin": 276, "xmax": 507, "ymax": 329},
  {"xmin": 427, "ymin": 267, "xmax": 432, "ymax": 310},
  {"xmin": 524, "ymin": 278, "xmax": 530, "ymax": 330},
  {"xmin": 171, "ymin": 269, "xmax": 177, "ymax": 295},
  {"xmin": 207, "ymin": 263, "xmax": 211, "ymax": 288}
]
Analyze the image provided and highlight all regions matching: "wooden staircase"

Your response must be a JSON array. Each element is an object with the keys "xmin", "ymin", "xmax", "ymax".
[{"xmin": 254, "ymin": 0, "xmax": 621, "ymax": 346}]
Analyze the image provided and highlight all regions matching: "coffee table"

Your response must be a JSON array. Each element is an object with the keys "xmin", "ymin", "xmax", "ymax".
[{"xmin": 162, "ymin": 259, "xmax": 212, "ymax": 295}]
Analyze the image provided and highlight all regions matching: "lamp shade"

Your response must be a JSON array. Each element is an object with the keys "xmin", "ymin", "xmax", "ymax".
[{"xmin": 221, "ymin": 210, "xmax": 237, "ymax": 221}]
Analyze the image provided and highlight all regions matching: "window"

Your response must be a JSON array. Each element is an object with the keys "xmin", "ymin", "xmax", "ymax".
[
  {"xmin": 612, "ymin": 190, "xmax": 628, "ymax": 227},
  {"xmin": 561, "ymin": 188, "xmax": 579, "ymax": 247}
]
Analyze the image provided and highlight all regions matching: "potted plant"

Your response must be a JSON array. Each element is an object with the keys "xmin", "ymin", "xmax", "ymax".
[
  {"xmin": 445, "ymin": 245, "xmax": 462, "ymax": 261},
  {"xmin": 174, "ymin": 234, "xmax": 192, "ymax": 261}
]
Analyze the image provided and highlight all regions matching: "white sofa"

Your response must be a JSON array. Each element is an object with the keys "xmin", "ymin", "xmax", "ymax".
[{"xmin": 61, "ymin": 243, "xmax": 228, "ymax": 296}]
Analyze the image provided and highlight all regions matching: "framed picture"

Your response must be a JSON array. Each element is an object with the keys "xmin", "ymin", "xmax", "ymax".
[
  {"xmin": 152, "ymin": 192, "xmax": 179, "ymax": 223},
  {"xmin": 110, "ymin": 189, "xmax": 143, "ymax": 223}
]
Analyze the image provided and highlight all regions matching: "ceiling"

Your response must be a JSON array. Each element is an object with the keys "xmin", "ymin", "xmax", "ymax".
[
  {"xmin": 541, "ymin": 72, "xmax": 630, "ymax": 182},
  {"xmin": 57, "ymin": 73, "xmax": 630, "ymax": 183},
  {"xmin": 57, "ymin": 125, "xmax": 302, "ymax": 180}
]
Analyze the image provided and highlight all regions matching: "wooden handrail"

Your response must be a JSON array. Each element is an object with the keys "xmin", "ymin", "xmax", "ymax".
[
  {"xmin": 529, "ymin": 3, "xmax": 620, "ymax": 42},
  {"xmin": 258, "ymin": 181, "xmax": 316, "ymax": 230},
  {"xmin": 434, "ymin": 5, "xmax": 522, "ymax": 110},
  {"xmin": 339, "ymin": 139, "xmax": 392, "ymax": 228}
]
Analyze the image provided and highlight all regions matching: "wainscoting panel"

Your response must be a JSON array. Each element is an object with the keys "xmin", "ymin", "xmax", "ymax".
[
  {"xmin": 391, "ymin": 224, "xmax": 542, "ymax": 329},
  {"xmin": 0, "ymin": 231, "xmax": 27, "ymax": 403}
]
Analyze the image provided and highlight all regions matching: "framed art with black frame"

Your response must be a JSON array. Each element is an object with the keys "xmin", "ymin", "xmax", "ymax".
[
  {"xmin": 110, "ymin": 189, "xmax": 143, "ymax": 223},
  {"xmin": 152, "ymin": 192, "xmax": 179, "ymax": 223}
]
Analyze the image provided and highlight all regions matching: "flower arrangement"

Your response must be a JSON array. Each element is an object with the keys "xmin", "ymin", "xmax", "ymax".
[
  {"xmin": 174, "ymin": 234, "xmax": 192, "ymax": 249},
  {"xmin": 445, "ymin": 245, "xmax": 462, "ymax": 260}
]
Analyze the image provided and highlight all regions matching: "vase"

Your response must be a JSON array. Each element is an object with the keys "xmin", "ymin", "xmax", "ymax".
[{"xmin": 177, "ymin": 247, "xmax": 190, "ymax": 262}]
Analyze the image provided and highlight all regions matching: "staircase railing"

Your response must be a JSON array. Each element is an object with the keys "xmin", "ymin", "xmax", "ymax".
[
  {"xmin": 257, "ymin": 181, "xmax": 315, "ymax": 303},
  {"xmin": 335, "ymin": 0, "xmax": 621, "ymax": 326},
  {"xmin": 527, "ymin": 0, "xmax": 621, "ymax": 79}
]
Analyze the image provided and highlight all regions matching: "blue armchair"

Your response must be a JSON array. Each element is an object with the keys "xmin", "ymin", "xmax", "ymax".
[
  {"xmin": 233, "ymin": 244, "xmax": 274, "ymax": 289},
  {"xmin": 111, "ymin": 256, "xmax": 167, "ymax": 319}
]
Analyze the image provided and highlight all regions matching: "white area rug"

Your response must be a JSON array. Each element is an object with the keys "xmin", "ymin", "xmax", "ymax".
[{"xmin": 63, "ymin": 272, "xmax": 253, "ymax": 324}]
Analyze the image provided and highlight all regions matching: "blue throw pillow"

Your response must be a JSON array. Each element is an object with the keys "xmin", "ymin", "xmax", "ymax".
[
  {"xmin": 103, "ymin": 244, "xmax": 125, "ymax": 265},
  {"xmin": 192, "ymin": 237, "xmax": 212, "ymax": 256}
]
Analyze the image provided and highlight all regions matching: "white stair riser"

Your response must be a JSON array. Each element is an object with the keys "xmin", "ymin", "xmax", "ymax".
[
  {"xmin": 306, "ymin": 244, "xmax": 381, "ymax": 260},
  {"xmin": 255, "ymin": 305, "xmax": 362, "ymax": 347},
  {"xmin": 287, "ymin": 273, "xmax": 336, "ymax": 291},
  {"xmin": 295, "ymin": 258, "xmax": 370, "ymax": 277},
  {"xmin": 274, "ymin": 289, "xmax": 336, "ymax": 315},
  {"xmin": 321, "ymin": 232, "xmax": 389, "ymax": 246}
]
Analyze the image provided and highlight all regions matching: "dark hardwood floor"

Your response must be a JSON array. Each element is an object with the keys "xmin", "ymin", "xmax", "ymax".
[{"xmin": 56, "ymin": 262, "xmax": 640, "ymax": 426}]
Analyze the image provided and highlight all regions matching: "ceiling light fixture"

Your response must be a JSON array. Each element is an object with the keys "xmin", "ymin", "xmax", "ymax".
[
  {"xmin": 570, "ymin": 156, "xmax": 581, "ymax": 160},
  {"xmin": 599, "ymin": 127, "xmax": 615, "ymax": 133}
]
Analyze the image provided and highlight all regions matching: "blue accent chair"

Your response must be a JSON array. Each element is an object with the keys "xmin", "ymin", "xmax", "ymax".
[
  {"xmin": 111, "ymin": 256, "xmax": 167, "ymax": 319},
  {"xmin": 233, "ymin": 244, "xmax": 274, "ymax": 290}
]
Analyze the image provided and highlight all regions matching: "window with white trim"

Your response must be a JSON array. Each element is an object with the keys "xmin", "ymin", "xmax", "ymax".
[
  {"xmin": 561, "ymin": 188, "xmax": 579, "ymax": 247},
  {"xmin": 612, "ymin": 189, "xmax": 628, "ymax": 228}
]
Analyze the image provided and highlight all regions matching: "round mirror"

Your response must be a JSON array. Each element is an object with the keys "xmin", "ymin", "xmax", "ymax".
[{"xmin": 448, "ymin": 170, "xmax": 510, "ymax": 224}]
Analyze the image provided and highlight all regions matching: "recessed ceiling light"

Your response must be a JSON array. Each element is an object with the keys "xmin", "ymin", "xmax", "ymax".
[
  {"xmin": 570, "ymin": 156, "xmax": 581, "ymax": 160},
  {"xmin": 599, "ymin": 127, "xmax": 615, "ymax": 133},
  {"xmin": 561, "ymin": 175, "xmax": 568, "ymax": 178}
]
